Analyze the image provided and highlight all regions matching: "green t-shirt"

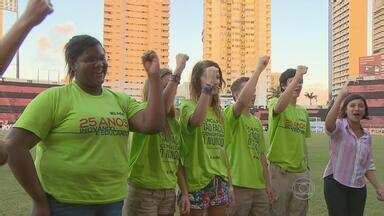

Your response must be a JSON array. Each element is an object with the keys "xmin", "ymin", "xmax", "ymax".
[
  {"xmin": 179, "ymin": 99, "xmax": 228, "ymax": 192},
  {"xmin": 224, "ymin": 105, "xmax": 266, "ymax": 189},
  {"xmin": 267, "ymin": 97, "xmax": 311, "ymax": 172},
  {"xmin": 13, "ymin": 82, "xmax": 144, "ymax": 204},
  {"xmin": 128, "ymin": 115, "xmax": 181, "ymax": 189}
]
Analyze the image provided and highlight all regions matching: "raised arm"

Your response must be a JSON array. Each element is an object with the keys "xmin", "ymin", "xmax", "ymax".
[
  {"xmin": 189, "ymin": 66, "xmax": 219, "ymax": 127},
  {"xmin": 325, "ymin": 80, "xmax": 349, "ymax": 133},
  {"xmin": 274, "ymin": 66, "xmax": 307, "ymax": 114},
  {"xmin": 0, "ymin": 0, "xmax": 53, "ymax": 75},
  {"xmin": 233, "ymin": 56, "xmax": 270, "ymax": 117},
  {"xmin": 163, "ymin": 54, "xmax": 189, "ymax": 113},
  {"xmin": 5, "ymin": 128, "xmax": 50, "ymax": 215},
  {"xmin": 129, "ymin": 51, "xmax": 165, "ymax": 134}
]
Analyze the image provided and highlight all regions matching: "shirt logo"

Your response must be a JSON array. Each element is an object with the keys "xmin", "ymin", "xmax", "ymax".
[
  {"xmin": 79, "ymin": 116, "xmax": 129, "ymax": 136},
  {"xmin": 247, "ymin": 126, "xmax": 263, "ymax": 159},
  {"xmin": 281, "ymin": 119, "xmax": 307, "ymax": 135},
  {"xmin": 159, "ymin": 134, "xmax": 180, "ymax": 161},
  {"xmin": 202, "ymin": 118, "xmax": 225, "ymax": 147}
]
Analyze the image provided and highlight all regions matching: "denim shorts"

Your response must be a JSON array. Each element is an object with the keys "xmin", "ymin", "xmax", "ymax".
[{"xmin": 47, "ymin": 194, "xmax": 124, "ymax": 216}]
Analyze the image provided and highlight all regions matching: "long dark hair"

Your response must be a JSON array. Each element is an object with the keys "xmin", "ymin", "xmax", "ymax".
[
  {"xmin": 190, "ymin": 60, "xmax": 225, "ymax": 121},
  {"xmin": 339, "ymin": 94, "xmax": 369, "ymax": 119}
]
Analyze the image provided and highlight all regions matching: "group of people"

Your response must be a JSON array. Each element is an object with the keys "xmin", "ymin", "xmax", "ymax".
[{"xmin": 0, "ymin": 1, "xmax": 383, "ymax": 216}]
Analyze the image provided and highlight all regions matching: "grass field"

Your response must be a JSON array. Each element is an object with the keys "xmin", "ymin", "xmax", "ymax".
[{"xmin": 0, "ymin": 134, "xmax": 383, "ymax": 215}]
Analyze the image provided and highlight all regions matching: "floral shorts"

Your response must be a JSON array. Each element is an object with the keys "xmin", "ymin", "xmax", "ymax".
[{"xmin": 179, "ymin": 176, "xmax": 230, "ymax": 210}]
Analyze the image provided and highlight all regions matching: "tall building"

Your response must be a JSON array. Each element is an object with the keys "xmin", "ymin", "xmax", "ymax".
[
  {"xmin": 373, "ymin": 0, "xmax": 384, "ymax": 54},
  {"xmin": 203, "ymin": 0, "xmax": 271, "ymax": 106},
  {"xmin": 328, "ymin": 0, "xmax": 334, "ymax": 100},
  {"xmin": 329, "ymin": 0, "xmax": 368, "ymax": 97},
  {"xmin": 103, "ymin": 0, "xmax": 169, "ymax": 100},
  {"xmin": 1, "ymin": 0, "xmax": 18, "ymax": 38}
]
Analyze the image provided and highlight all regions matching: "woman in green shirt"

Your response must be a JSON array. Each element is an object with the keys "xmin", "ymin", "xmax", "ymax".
[
  {"xmin": 123, "ymin": 54, "xmax": 191, "ymax": 216},
  {"xmin": 4, "ymin": 35, "xmax": 165, "ymax": 216},
  {"xmin": 179, "ymin": 60, "xmax": 232, "ymax": 216}
]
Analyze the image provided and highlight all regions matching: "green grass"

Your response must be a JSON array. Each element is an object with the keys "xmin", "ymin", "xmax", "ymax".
[
  {"xmin": 306, "ymin": 134, "xmax": 384, "ymax": 216},
  {"xmin": 1, "ymin": 134, "xmax": 383, "ymax": 215}
]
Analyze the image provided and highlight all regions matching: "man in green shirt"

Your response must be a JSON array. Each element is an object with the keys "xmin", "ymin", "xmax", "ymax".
[
  {"xmin": 225, "ymin": 56, "xmax": 274, "ymax": 216},
  {"xmin": 268, "ymin": 66, "xmax": 311, "ymax": 216}
]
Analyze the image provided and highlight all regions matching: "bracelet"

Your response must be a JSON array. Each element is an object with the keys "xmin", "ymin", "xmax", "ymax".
[
  {"xmin": 202, "ymin": 84, "xmax": 214, "ymax": 94},
  {"xmin": 169, "ymin": 74, "xmax": 181, "ymax": 84}
]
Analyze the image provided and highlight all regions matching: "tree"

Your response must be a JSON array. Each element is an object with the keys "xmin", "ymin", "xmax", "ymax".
[
  {"xmin": 304, "ymin": 92, "xmax": 318, "ymax": 106},
  {"xmin": 267, "ymin": 87, "xmax": 281, "ymax": 100}
]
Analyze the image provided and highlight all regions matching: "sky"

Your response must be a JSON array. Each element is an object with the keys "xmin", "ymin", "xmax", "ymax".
[{"xmin": 2, "ymin": 0, "xmax": 329, "ymax": 91}]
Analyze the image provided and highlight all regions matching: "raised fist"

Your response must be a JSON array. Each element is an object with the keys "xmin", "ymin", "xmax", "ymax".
[
  {"xmin": 256, "ymin": 56, "xmax": 270, "ymax": 71},
  {"xmin": 21, "ymin": 0, "xmax": 54, "ymax": 27},
  {"xmin": 142, "ymin": 50, "xmax": 160, "ymax": 76},
  {"xmin": 296, "ymin": 65, "xmax": 308, "ymax": 77},
  {"xmin": 175, "ymin": 54, "xmax": 189, "ymax": 74}
]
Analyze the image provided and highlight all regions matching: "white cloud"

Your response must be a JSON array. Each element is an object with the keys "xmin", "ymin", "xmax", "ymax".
[
  {"xmin": 37, "ymin": 36, "xmax": 53, "ymax": 55},
  {"xmin": 51, "ymin": 22, "xmax": 76, "ymax": 36}
]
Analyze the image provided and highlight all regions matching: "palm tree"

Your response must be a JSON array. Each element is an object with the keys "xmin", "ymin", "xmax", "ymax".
[
  {"xmin": 268, "ymin": 87, "xmax": 281, "ymax": 100},
  {"xmin": 304, "ymin": 92, "xmax": 318, "ymax": 106}
]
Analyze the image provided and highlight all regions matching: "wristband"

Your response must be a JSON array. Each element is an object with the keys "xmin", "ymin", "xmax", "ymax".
[
  {"xmin": 169, "ymin": 74, "xmax": 181, "ymax": 84},
  {"xmin": 202, "ymin": 84, "xmax": 214, "ymax": 94}
]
